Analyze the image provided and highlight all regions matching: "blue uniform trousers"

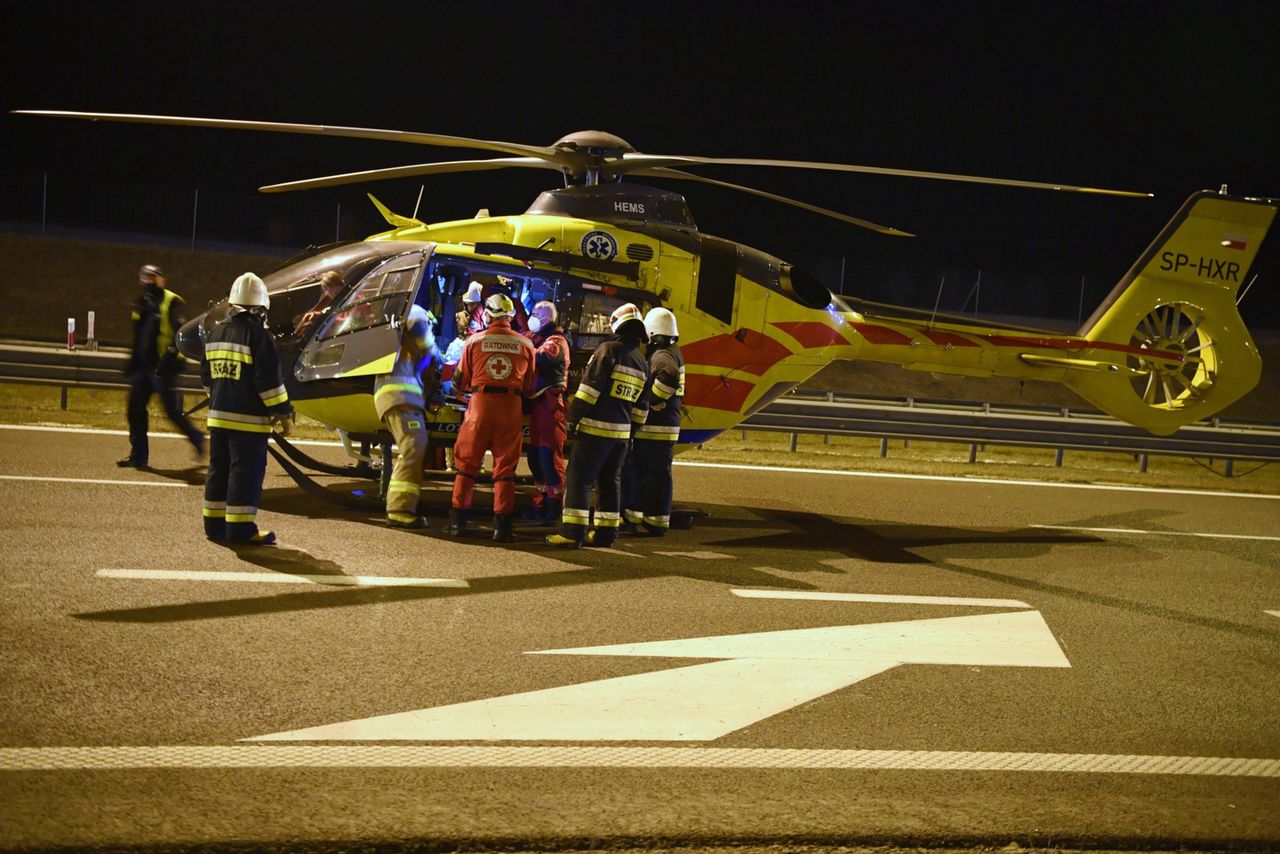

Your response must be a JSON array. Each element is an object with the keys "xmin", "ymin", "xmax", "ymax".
[
  {"xmin": 623, "ymin": 438, "xmax": 676, "ymax": 534},
  {"xmin": 126, "ymin": 370, "xmax": 203, "ymax": 464}
]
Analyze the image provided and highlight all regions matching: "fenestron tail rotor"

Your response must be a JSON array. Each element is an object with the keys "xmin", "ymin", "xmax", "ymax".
[
  {"xmin": 1128, "ymin": 303, "xmax": 1217, "ymax": 409},
  {"xmin": 13, "ymin": 109, "xmax": 1150, "ymax": 236}
]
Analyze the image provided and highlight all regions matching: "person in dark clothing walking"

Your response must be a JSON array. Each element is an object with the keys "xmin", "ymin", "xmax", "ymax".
[
  {"xmin": 201, "ymin": 273, "xmax": 294, "ymax": 546},
  {"xmin": 547, "ymin": 303, "xmax": 649, "ymax": 550},
  {"xmin": 118, "ymin": 264, "xmax": 204, "ymax": 467}
]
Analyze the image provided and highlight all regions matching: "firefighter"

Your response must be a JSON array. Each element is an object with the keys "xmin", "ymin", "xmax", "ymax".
[
  {"xmin": 623, "ymin": 307, "xmax": 685, "ymax": 536},
  {"xmin": 447, "ymin": 292, "xmax": 535, "ymax": 542},
  {"xmin": 547, "ymin": 303, "xmax": 649, "ymax": 549},
  {"xmin": 374, "ymin": 305, "xmax": 440, "ymax": 529},
  {"xmin": 118, "ymin": 264, "xmax": 205, "ymax": 467},
  {"xmin": 201, "ymin": 273, "xmax": 294, "ymax": 546},
  {"xmin": 525, "ymin": 300, "xmax": 570, "ymax": 525}
]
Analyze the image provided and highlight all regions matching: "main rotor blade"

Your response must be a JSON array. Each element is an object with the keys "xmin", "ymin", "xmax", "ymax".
[
  {"xmin": 634, "ymin": 168, "xmax": 914, "ymax": 236},
  {"xmin": 259, "ymin": 157, "xmax": 560, "ymax": 193},
  {"xmin": 624, "ymin": 153, "xmax": 1151, "ymax": 198},
  {"xmin": 13, "ymin": 110, "xmax": 558, "ymax": 161}
]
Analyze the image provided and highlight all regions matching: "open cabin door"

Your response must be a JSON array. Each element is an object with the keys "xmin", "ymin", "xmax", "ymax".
[{"xmin": 296, "ymin": 249, "xmax": 430, "ymax": 382}]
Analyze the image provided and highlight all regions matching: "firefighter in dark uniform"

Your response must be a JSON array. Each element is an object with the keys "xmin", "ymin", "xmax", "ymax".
[
  {"xmin": 118, "ymin": 264, "xmax": 205, "ymax": 467},
  {"xmin": 201, "ymin": 273, "xmax": 294, "ymax": 546},
  {"xmin": 623, "ymin": 307, "xmax": 685, "ymax": 536},
  {"xmin": 547, "ymin": 303, "xmax": 649, "ymax": 549},
  {"xmin": 447, "ymin": 293, "xmax": 535, "ymax": 542},
  {"xmin": 374, "ymin": 305, "xmax": 440, "ymax": 529},
  {"xmin": 525, "ymin": 300, "xmax": 570, "ymax": 525}
]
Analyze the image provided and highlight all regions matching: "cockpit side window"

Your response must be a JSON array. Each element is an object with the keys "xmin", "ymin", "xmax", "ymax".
[{"xmin": 315, "ymin": 253, "xmax": 422, "ymax": 343}]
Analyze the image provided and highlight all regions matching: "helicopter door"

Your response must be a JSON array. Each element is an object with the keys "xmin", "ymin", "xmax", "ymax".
[{"xmin": 295, "ymin": 249, "xmax": 429, "ymax": 382}]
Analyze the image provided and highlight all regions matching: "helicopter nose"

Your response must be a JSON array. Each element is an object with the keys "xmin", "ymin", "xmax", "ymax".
[{"xmin": 176, "ymin": 314, "xmax": 206, "ymax": 361}]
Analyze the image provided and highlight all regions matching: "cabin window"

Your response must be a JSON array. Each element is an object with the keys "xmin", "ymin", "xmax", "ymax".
[{"xmin": 696, "ymin": 236, "xmax": 738, "ymax": 325}]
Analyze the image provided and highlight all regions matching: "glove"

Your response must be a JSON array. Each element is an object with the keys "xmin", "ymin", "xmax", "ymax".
[
  {"xmin": 566, "ymin": 421, "xmax": 579, "ymax": 439},
  {"xmin": 270, "ymin": 413, "xmax": 295, "ymax": 437}
]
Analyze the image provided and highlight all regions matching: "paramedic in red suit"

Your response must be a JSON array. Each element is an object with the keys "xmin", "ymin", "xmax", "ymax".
[
  {"xmin": 446, "ymin": 292, "xmax": 535, "ymax": 542},
  {"xmin": 525, "ymin": 300, "xmax": 570, "ymax": 524}
]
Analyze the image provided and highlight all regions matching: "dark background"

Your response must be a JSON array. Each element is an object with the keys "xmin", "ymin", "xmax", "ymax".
[{"xmin": 2, "ymin": 0, "xmax": 1278, "ymax": 324}]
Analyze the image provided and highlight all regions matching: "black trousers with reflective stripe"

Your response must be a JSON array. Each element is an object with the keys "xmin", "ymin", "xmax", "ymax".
[
  {"xmin": 127, "ymin": 370, "xmax": 203, "ymax": 463},
  {"xmin": 623, "ymin": 438, "xmax": 675, "ymax": 531},
  {"xmin": 561, "ymin": 433, "xmax": 627, "ymax": 546},
  {"xmin": 204, "ymin": 427, "xmax": 268, "ymax": 541}
]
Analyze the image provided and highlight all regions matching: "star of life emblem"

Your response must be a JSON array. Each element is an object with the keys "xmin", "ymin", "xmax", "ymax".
[
  {"xmin": 581, "ymin": 230, "xmax": 618, "ymax": 261},
  {"xmin": 487, "ymin": 354, "xmax": 513, "ymax": 380}
]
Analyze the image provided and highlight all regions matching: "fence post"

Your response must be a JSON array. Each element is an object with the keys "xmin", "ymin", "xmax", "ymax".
[
  {"xmin": 1137, "ymin": 453, "xmax": 1149, "ymax": 473},
  {"xmin": 60, "ymin": 386, "xmax": 68, "ymax": 410},
  {"xmin": 1054, "ymin": 448, "xmax": 1064, "ymax": 467},
  {"xmin": 879, "ymin": 437, "xmax": 889, "ymax": 457},
  {"xmin": 788, "ymin": 433, "xmax": 798, "ymax": 452},
  {"xmin": 190, "ymin": 188, "xmax": 199, "ymax": 251},
  {"xmin": 968, "ymin": 443, "xmax": 977, "ymax": 463},
  {"xmin": 336, "ymin": 202, "xmax": 342, "ymax": 243},
  {"xmin": 41, "ymin": 173, "xmax": 48, "ymax": 236},
  {"xmin": 1224, "ymin": 459, "xmax": 1234, "ymax": 477}
]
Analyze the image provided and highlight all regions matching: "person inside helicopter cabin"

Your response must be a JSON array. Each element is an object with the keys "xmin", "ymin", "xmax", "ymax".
[{"xmin": 292, "ymin": 270, "xmax": 346, "ymax": 337}]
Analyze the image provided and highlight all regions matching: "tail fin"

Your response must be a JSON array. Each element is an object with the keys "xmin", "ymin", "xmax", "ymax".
[{"xmin": 1066, "ymin": 190, "xmax": 1276, "ymax": 435}]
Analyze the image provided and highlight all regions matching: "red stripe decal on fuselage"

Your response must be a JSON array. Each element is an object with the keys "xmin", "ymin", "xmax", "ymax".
[
  {"xmin": 680, "ymin": 331, "xmax": 794, "ymax": 377},
  {"xmin": 771, "ymin": 321, "xmax": 852, "ymax": 349},
  {"xmin": 682, "ymin": 373, "xmax": 757, "ymax": 413}
]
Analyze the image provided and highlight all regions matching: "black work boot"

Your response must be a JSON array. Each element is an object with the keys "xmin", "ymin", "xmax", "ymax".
[
  {"xmin": 492, "ymin": 514, "xmax": 515, "ymax": 543},
  {"xmin": 537, "ymin": 499, "xmax": 561, "ymax": 528},
  {"xmin": 445, "ymin": 508, "xmax": 469, "ymax": 537}
]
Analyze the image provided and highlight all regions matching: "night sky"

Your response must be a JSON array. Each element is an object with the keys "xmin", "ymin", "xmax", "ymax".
[{"xmin": 3, "ymin": 0, "xmax": 1278, "ymax": 322}]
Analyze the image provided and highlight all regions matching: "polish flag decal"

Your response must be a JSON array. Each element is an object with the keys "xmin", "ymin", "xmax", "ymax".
[{"xmin": 1221, "ymin": 232, "xmax": 1248, "ymax": 250}]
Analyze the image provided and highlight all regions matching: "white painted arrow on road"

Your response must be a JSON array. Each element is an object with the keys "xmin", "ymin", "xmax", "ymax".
[{"xmin": 249, "ymin": 610, "xmax": 1069, "ymax": 743}]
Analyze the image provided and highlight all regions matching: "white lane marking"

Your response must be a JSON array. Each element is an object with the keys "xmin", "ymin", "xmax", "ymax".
[
  {"xmin": 97, "ymin": 569, "xmax": 468, "ymax": 588},
  {"xmin": 674, "ymin": 460, "xmax": 1280, "ymax": 500},
  {"xmin": 3, "ymin": 746, "xmax": 1275, "ymax": 777},
  {"xmin": 1032, "ymin": 524, "xmax": 1280, "ymax": 543},
  {"xmin": 0, "ymin": 423, "xmax": 343, "ymax": 448},
  {"xmin": 0, "ymin": 475, "xmax": 187, "ymax": 488},
  {"xmin": 732, "ymin": 589, "xmax": 1031, "ymax": 608},
  {"xmin": 4, "ymin": 425, "xmax": 1276, "ymax": 499},
  {"xmin": 251, "ymin": 610, "xmax": 1067, "ymax": 742},
  {"xmin": 655, "ymin": 550, "xmax": 734, "ymax": 560},
  {"xmin": 1266, "ymin": 611, "xmax": 1280, "ymax": 619}
]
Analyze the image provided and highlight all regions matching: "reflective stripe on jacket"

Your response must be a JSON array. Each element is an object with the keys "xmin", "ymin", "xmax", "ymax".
[
  {"xmin": 635, "ymin": 344, "xmax": 684, "ymax": 442},
  {"xmin": 201, "ymin": 311, "xmax": 292, "ymax": 433},
  {"xmin": 570, "ymin": 336, "xmax": 649, "ymax": 441}
]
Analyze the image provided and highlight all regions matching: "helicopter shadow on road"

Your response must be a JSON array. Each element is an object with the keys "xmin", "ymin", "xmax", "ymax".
[{"xmin": 696, "ymin": 504, "xmax": 1277, "ymax": 642}]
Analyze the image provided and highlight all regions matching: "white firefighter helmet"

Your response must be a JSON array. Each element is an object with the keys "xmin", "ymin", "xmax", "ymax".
[
  {"xmin": 228, "ymin": 273, "xmax": 269, "ymax": 310},
  {"xmin": 643, "ymin": 307, "xmax": 678, "ymax": 340},
  {"xmin": 463, "ymin": 281, "xmax": 485, "ymax": 304},
  {"xmin": 609, "ymin": 302, "xmax": 646, "ymax": 338},
  {"xmin": 484, "ymin": 292, "xmax": 515, "ymax": 319}
]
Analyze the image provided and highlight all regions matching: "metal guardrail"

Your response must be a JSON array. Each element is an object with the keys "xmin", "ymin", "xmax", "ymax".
[
  {"xmin": 3, "ymin": 340, "xmax": 1279, "ymax": 468},
  {"xmin": 743, "ymin": 392, "xmax": 1280, "ymax": 469}
]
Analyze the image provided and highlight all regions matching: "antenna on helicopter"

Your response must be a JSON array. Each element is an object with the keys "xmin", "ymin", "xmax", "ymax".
[{"xmin": 412, "ymin": 185, "xmax": 425, "ymax": 220}]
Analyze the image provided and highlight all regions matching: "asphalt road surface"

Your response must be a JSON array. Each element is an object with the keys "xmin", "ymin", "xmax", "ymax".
[{"xmin": 1, "ymin": 425, "xmax": 1277, "ymax": 852}]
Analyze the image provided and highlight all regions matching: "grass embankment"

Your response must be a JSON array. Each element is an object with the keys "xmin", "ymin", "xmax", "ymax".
[{"xmin": 4, "ymin": 384, "xmax": 1276, "ymax": 495}]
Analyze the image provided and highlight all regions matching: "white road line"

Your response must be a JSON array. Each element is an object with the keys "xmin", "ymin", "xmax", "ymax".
[
  {"xmin": 0, "ymin": 423, "xmax": 343, "ymax": 448},
  {"xmin": 732, "ymin": 589, "xmax": 1031, "ymax": 608},
  {"xmin": 655, "ymin": 550, "xmax": 735, "ymax": 560},
  {"xmin": 674, "ymin": 459, "xmax": 1280, "ymax": 500},
  {"xmin": 97, "ymin": 569, "xmax": 469, "ymax": 588},
  {"xmin": 0, "ymin": 745, "xmax": 1276, "ymax": 777},
  {"xmin": 0, "ymin": 475, "xmax": 187, "ymax": 488},
  {"xmin": 1266, "ymin": 611, "xmax": 1280, "ymax": 619},
  {"xmin": 1032, "ymin": 524, "xmax": 1280, "ymax": 543}
]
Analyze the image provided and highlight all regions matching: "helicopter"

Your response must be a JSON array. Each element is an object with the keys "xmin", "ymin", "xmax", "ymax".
[{"xmin": 15, "ymin": 111, "xmax": 1279, "ymax": 503}]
